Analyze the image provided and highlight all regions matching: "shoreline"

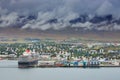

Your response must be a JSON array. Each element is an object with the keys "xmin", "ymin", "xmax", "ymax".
[
  {"xmin": 17, "ymin": 65, "xmax": 120, "ymax": 68},
  {"xmin": 1, "ymin": 59, "xmax": 120, "ymax": 68}
]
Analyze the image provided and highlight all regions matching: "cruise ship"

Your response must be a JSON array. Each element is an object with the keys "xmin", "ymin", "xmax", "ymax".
[{"xmin": 18, "ymin": 49, "xmax": 39, "ymax": 68}]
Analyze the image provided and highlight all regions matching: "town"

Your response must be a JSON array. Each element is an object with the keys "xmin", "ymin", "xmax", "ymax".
[{"xmin": 0, "ymin": 38, "xmax": 120, "ymax": 67}]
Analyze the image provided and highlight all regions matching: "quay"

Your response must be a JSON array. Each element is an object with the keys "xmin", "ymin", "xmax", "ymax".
[{"xmin": 35, "ymin": 60, "xmax": 120, "ymax": 68}]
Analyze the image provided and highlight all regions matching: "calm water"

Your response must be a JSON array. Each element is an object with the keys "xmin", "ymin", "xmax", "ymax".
[{"xmin": 0, "ymin": 60, "xmax": 120, "ymax": 80}]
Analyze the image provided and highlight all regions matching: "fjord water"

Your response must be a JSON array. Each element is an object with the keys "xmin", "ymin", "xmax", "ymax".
[{"xmin": 0, "ymin": 60, "xmax": 120, "ymax": 80}]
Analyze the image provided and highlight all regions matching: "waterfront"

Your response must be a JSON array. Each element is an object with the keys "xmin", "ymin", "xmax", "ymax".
[
  {"xmin": 1, "ymin": 41, "xmax": 120, "ymax": 67},
  {"xmin": 0, "ymin": 60, "xmax": 120, "ymax": 80}
]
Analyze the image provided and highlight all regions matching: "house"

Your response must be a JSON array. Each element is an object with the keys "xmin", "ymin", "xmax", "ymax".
[
  {"xmin": 89, "ymin": 50, "xmax": 98, "ymax": 54},
  {"xmin": 99, "ymin": 48, "xmax": 105, "ymax": 54},
  {"xmin": 40, "ymin": 53, "xmax": 51, "ymax": 59}
]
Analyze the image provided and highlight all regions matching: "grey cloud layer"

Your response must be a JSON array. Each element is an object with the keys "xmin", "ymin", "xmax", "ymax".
[
  {"xmin": 0, "ymin": 0, "xmax": 120, "ymax": 30},
  {"xmin": 1, "ymin": 0, "xmax": 120, "ymax": 15}
]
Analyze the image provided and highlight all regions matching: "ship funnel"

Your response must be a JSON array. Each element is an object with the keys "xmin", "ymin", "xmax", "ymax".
[{"xmin": 26, "ymin": 49, "xmax": 30, "ymax": 53}]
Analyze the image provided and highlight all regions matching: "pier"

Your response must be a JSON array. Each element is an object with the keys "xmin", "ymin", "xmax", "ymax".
[{"xmin": 36, "ymin": 60, "xmax": 120, "ymax": 68}]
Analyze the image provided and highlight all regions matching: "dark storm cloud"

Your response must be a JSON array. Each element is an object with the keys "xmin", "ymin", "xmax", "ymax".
[{"xmin": 0, "ymin": 0, "xmax": 120, "ymax": 30}]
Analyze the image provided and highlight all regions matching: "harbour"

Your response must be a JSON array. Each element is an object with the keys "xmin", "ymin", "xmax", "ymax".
[{"xmin": 17, "ymin": 48, "xmax": 120, "ymax": 68}]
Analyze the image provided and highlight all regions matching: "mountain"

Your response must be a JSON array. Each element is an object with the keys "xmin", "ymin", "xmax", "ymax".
[
  {"xmin": 1, "ymin": 13, "xmax": 120, "ymax": 41},
  {"xmin": 0, "ymin": 13, "xmax": 120, "ymax": 31}
]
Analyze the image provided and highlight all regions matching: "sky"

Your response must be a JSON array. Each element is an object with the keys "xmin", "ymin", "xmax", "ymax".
[
  {"xmin": 0, "ymin": 0, "xmax": 120, "ymax": 30},
  {"xmin": 0, "ymin": 0, "xmax": 120, "ymax": 15}
]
